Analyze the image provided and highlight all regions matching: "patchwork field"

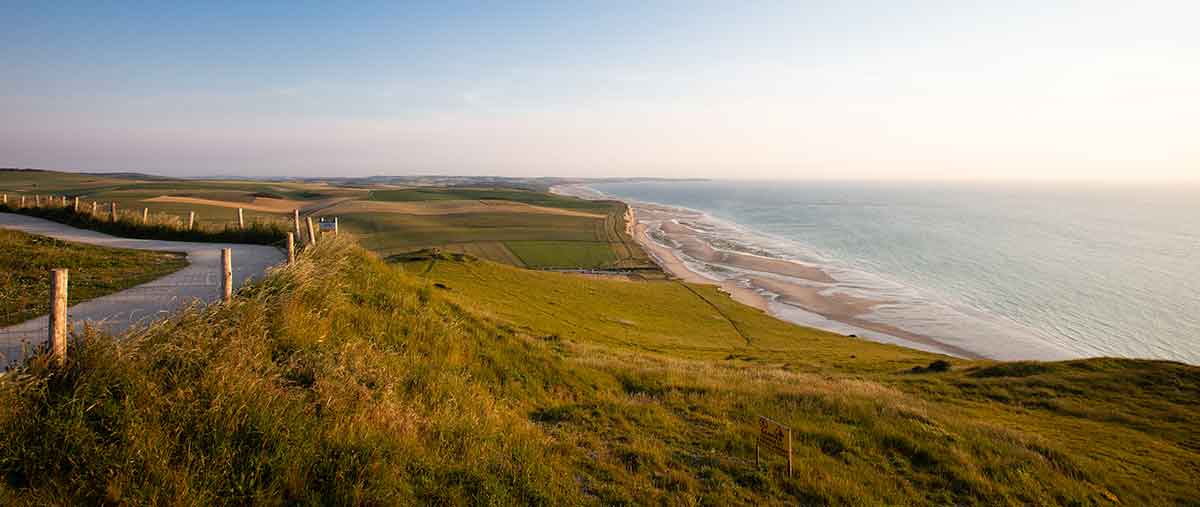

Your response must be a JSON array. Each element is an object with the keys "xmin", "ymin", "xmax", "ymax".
[{"xmin": 1, "ymin": 170, "xmax": 654, "ymax": 270}]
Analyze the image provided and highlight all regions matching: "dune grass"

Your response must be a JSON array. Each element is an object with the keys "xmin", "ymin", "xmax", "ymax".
[
  {"xmin": 0, "ymin": 229, "xmax": 188, "ymax": 327},
  {"xmin": 1, "ymin": 240, "xmax": 1195, "ymax": 505}
]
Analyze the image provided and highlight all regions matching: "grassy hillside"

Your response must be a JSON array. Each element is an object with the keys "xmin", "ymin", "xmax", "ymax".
[
  {"xmin": 2, "ymin": 239, "xmax": 1195, "ymax": 505},
  {"xmin": 0, "ymin": 229, "xmax": 187, "ymax": 327}
]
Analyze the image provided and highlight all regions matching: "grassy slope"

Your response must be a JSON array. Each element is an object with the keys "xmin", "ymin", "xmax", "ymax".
[
  {"xmin": 2, "ymin": 241, "xmax": 1194, "ymax": 505},
  {"xmin": 0, "ymin": 229, "xmax": 188, "ymax": 326},
  {"xmin": 412, "ymin": 254, "xmax": 1200, "ymax": 505}
]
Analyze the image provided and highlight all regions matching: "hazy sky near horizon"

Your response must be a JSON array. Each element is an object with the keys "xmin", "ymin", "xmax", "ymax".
[{"xmin": 2, "ymin": 1, "xmax": 1198, "ymax": 181}]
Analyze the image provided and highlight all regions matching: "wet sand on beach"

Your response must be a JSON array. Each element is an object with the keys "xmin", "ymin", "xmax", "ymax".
[{"xmin": 625, "ymin": 199, "xmax": 983, "ymax": 358}]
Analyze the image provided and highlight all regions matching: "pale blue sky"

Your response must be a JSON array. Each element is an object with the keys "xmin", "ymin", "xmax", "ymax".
[{"xmin": 2, "ymin": 1, "xmax": 1197, "ymax": 180}]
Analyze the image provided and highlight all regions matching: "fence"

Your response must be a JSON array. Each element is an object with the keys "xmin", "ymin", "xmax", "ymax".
[
  {"xmin": 0, "ymin": 196, "xmax": 337, "ymax": 369},
  {"xmin": 0, "ymin": 193, "xmax": 320, "ymax": 245}
]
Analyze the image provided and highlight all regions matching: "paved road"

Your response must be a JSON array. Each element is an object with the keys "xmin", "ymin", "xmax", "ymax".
[{"xmin": 0, "ymin": 213, "xmax": 285, "ymax": 367}]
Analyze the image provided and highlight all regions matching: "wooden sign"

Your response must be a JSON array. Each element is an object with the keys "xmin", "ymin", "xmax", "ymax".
[{"xmin": 756, "ymin": 416, "xmax": 793, "ymax": 477}]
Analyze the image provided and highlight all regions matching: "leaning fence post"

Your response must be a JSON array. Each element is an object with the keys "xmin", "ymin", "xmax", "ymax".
[
  {"xmin": 20, "ymin": 195, "xmax": 25, "ymax": 207},
  {"xmin": 142, "ymin": 207, "xmax": 149, "ymax": 224},
  {"xmin": 91, "ymin": 201, "xmax": 97, "ymax": 215},
  {"xmin": 73, "ymin": 196, "xmax": 80, "ymax": 213},
  {"xmin": 49, "ymin": 269, "xmax": 69, "ymax": 366},
  {"xmin": 221, "ymin": 248, "xmax": 233, "ymax": 303},
  {"xmin": 237, "ymin": 208, "xmax": 244, "ymax": 230},
  {"xmin": 333, "ymin": 216, "xmax": 339, "ymax": 234},
  {"xmin": 293, "ymin": 209, "xmax": 302, "ymax": 243},
  {"xmin": 306, "ymin": 216, "xmax": 317, "ymax": 245},
  {"xmin": 1, "ymin": 194, "xmax": 6, "ymax": 205},
  {"xmin": 188, "ymin": 211, "xmax": 196, "ymax": 230},
  {"xmin": 287, "ymin": 232, "xmax": 296, "ymax": 264},
  {"xmin": 110, "ymin": 202, "xmax": 118, "ymax": 222}
]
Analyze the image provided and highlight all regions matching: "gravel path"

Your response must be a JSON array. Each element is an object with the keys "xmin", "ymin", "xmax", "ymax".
[{"xmin": 0, "ymin": 213, "xmax": 285, "ymax": 367}]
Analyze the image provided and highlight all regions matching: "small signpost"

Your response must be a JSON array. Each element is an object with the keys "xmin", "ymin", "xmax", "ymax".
[
  {"xmin": 757, "ymin": 415, "xmax": 793, "ymax": 477},
  {"xmin": 318, "ymin": 217, "xmax": 337, "ymax": 233}
]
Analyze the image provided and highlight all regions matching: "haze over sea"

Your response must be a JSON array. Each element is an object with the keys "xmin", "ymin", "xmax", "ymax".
[{"xmin": 592, "ymin": 180, "xmax": 1200, "ymax": 364}]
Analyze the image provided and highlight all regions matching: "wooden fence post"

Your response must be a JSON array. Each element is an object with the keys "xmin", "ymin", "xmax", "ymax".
[
  {"xmin": 188, "ymin": 211, "xmax": 196, "ymax": 230},
  {"xmin": 1, "ymin": 194, "xmax": 6, "ymax": 205},
  {"xmin": 49, "ymin": 269, "xmax": 69, "ymax": 366},
  {"xmin": 35, "ymin": 195, "xmax": 41, "ymax": 206},
  {"xmin": 62, "ymin": 195, "xmax": 68, "ymax": 207},
  {"xmin": 20, "ymin": 195, "xmax": 25, "ymax": 207},
  {"xmin": 237, "ymin": 208, "xmax": 244, "ymax": 230},
  {"xmin": 110, "ymin": 202, "xmax": 118, "ymax": 222},
  {"xmin": 334, "ymin": 216, "xmax": 339, "ymax": 234},
  {"xmin": 293, "ymin": 209, "xmax": 302, "ymax": 244},
  {"xmin": 91, "ymin": 201, "xmax": 97, "ymax": 215},
  {"xmin": 73, "ymin": 196, "xmax": 80, "ymax": 213},
  {"xmin": 287, "ymin": 232, "xmax": 296, "ymax": 264},
  {"xmin": 787, "ymin": 427, "xmax": 794, "ymax": 478},
  {"xmin": 142, "ymin": 207, "xmax": 149, "ymax": 224},
  {"xmin": 306, "ymin": 216, "xmax": 317, "ymax": 245},
  {"xmin": 221, "ymin": 248, "xmax": 233, "ymax": 303}
]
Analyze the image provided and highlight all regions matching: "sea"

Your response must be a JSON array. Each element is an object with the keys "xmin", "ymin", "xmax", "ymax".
[{"xmin": 588, "ymin": 180, "xmax": 1200, "ymax": 364}]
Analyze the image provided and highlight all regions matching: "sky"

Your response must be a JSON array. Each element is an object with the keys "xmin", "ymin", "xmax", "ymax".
[{"xmin": 1, "ymin": 1, "xmax": 1198, "ymax": 181}]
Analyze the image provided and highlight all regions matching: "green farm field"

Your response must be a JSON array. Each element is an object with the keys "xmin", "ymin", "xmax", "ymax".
[{"xmin": 2, "ymin": 170, "xmax": 653, "ymax": 270}]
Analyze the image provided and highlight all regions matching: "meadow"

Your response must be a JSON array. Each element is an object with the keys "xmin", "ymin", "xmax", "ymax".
[
  {"xmin": 1, "ymin": 238, "xmax": 1193, "ymax": 505},
  {"xmin": 0, "ymin": 229, "xmax": 187, "ymax": 326}
]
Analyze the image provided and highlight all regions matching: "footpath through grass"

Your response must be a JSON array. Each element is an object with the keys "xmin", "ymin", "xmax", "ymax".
[
  {"xmin": 2, "ymin": 240, "xmax": 1196, "ymax": 505},
  {"xmin": 0, "ymin": 229, "xmax": 187, "ymax": 327}
]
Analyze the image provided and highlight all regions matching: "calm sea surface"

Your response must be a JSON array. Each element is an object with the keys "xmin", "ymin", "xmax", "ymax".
[{"xmin": 592, "ymin": 180, "xmax": 1200, "ymax": 364}]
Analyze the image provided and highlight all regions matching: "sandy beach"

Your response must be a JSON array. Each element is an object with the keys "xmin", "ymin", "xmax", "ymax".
[{"xmin": 554, "ymin": 184, "xmax": 985, "ymax": 359}]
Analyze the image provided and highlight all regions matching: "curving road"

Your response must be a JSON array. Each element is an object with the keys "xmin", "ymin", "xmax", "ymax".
[{"xmin": 0, "ymin": 213, "xmax": 285, "ymax": 367}]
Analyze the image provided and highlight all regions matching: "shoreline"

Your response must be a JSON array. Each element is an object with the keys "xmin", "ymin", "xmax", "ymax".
[{"xmin": 553, "ymin": 183, "xmax": 988, "ymax": 359}]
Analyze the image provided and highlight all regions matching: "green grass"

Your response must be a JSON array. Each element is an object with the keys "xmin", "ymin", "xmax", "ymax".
[
  {"xmin": 504, "ymin": 241, "xmax": 618, "ymax": 268},
  {"xmin": 406, "ymin": 251, "xmax": 939, "ymax": 369},
  {"xmin": 0, "ymin": 229, "xmax": 187, "ymax": 327},
  {"xmin": 346, "ymin": 192, "xmax": 653, "ymax": 269},
  {"xmin": 340, "ymin": 211, "xmax": 606, "ymax": 256},
  {"xmin": 1, "ymin": 204, "xmax": 288, "ymax": 246},
  {"xmin": 369, "ymin": 187, "xmax": 615, "ymax": 213},
  {"xmin": 2, "ymin": 241, "xmax": 1192, "ymax": 504}
]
